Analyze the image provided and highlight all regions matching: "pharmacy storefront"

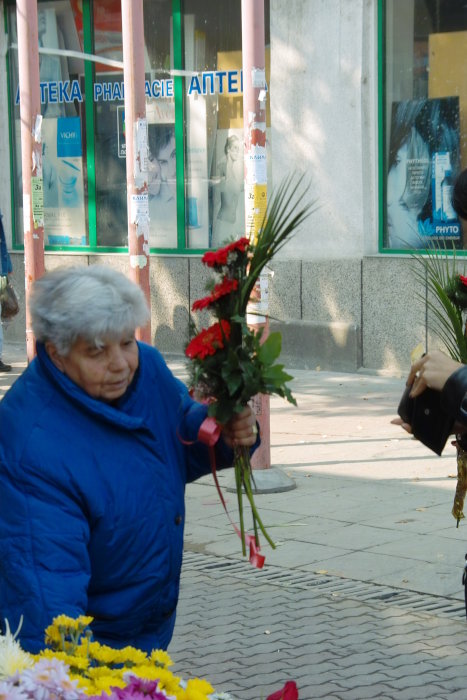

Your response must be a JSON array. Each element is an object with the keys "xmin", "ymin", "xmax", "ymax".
[
  {"xmin": 1, "ymin": 1, "xmax": 467, "ymax": 372},
  {"xmin": 6, "ymin": 0, "xmax": 270, "ymax": 252}
]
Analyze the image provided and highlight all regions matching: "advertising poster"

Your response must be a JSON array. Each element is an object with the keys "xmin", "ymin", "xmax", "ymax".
[
  {"xmin": 15, "ymin": 117, "xmax": 86, "ymax": 245},
  {"xmin": 210, "ymin": 128, "xmax": 245, "ymax": 248},
  {"xmin": 70, "ymin": 0, "xmax": 123, "ymax": 73},
  {"xmin": 186, "ymin": 95, "xmax": 210, "ymax": 249},
  {"xmin": 42, "ymin": 117, "xmax": 86, "ymax": 244},
  {"xmin": 147, "ymin": 122, "xmax": 177, "ymax": 248},
  {"xmin": 386, "ymin": 96, "xmax": 461, "ymax": 249}
]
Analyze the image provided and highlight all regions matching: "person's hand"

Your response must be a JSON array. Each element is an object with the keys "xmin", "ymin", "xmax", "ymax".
[
  {"xmin": 390, "ymin": 416, "xmax": 413, "ymax": 434},
  {"xmin": 407, "ymin": 350, "xmax": 462, "ymax": 397},
  {"xmin": 221, "ymin": 405, "xmax": 258, "ymax": 448}
]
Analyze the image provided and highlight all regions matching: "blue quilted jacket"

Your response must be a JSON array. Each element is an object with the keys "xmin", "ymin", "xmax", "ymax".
[{"xmin": 0, "ymin": 341, "xmax": 235, "ymax": 653}]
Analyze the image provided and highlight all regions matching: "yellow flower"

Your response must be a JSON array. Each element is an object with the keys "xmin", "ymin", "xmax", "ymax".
[
  {"xmin": 125, "ymin": 664, "xmax": 161, "ymax": 681},
  {"xmin": 73, "ymin": 642, "xmax": 91, "ymax": 658},
  {"xmin": 91, "ymin": 673, "xmax": 126, "ymax": 694},
  {"xmin": 185, "ymin": 678, "xmax": 215, "ymax": 700},
  {"xmin": 87, "ymin": 641, "xmax": 121, "ymax": 665},
  {"xmin": 155, "ymin": 667, "xmax": 181, "ymax": 690},
  {"xmin": 35, "ymin": 647, "xmax": 89, "ymax": 670},
  {"xmin": 127, "ymin": 664, "xmax": 181, "ymax": 691},
  {"xmin": 115, "ymin": 646, "xmax": 148, "ymax": 666},
  {"xmin": 50, "ymin": 614, "xmax": 93, "ymax": 632},
  {"xmin": 170, "ymin": 689, "xmax": 187, "ymax": 700},
  {"xmin": 149, "ymin": 649, "xmax": 173, "ymax": 668},
  {"xmin": 44, "ymin": 625, "xmax": 62, "ymax": 646},
  {"xmin": 70, "ymin": 674, "xmax": 92, "ymax": 691},
  {"xmin": 75, "ymin": 616, "xmax": 94, "ymax": 629},
  {"xmin": 87, "ymin": 666, "xmax": 123, "ymax": 680}
]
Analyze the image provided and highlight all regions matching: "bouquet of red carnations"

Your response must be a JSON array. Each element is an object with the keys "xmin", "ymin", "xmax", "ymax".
[{"xmin": 186, "ymin": 176, "xmax": 314, "ymax": 562}]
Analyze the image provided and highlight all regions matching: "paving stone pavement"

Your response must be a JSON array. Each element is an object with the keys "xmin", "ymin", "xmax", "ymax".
[
  {"xmin": 170, "ymin": 557, "xmax": 467, "ymax": 699},
  {"xmin": 4, "ymin": 341, "xmax": 467, "ymax": 698}
]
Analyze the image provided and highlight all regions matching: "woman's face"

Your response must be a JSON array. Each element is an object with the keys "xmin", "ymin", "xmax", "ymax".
[
  {"xmin": 48, "ymin": 334, "xmax": 139, "ymax": 402},
  {"xmin": 226, "ymin": 138, "xmax": 241, "ymax": 161},
  {"xmin": 387, "ymin": 142, "xmax": 409, "ymax": 207},
  {"xmin": 147, "ymin": 154, "xmax": 161, "ymax": 196}
]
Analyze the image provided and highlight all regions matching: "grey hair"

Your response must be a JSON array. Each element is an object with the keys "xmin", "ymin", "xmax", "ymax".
[{"xmin": 30, "ymin": 265, "xmax": 150, "ymax": 356}]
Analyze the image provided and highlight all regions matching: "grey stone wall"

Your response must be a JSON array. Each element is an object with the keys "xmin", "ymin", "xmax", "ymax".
[{"xmin": 4, "ymin": 253, "xmax": 440, "ymax": 376}]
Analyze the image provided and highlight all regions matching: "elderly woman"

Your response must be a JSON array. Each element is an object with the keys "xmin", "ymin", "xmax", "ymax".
[{"xmin": 0, "ymin": 265, "xmax": 258, "ymax": 653}]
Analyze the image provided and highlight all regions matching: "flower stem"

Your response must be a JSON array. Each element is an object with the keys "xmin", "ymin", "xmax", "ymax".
[
  {"xmin": 234, "ymin": 446, "xmax": 276, "ymax": 552},
  {"xmin": 234, "ymin": 451, "xmax": 246, "ymax": 556}
]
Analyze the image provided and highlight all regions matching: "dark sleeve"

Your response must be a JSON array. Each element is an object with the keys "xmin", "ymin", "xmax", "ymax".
[{"xmin": 441, "ymin": 365, "xmax": 467, "ymax": 425}]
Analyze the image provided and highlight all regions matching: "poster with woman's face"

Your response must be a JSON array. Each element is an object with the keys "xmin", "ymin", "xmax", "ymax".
[
  {"xmin": 386, "ymin": 96, "xmax": 461, "ymax": 250},
  {"xmin": 147, "ymin": 123, "xmax": 177, "ymax": 248},
  {"xmin": 210, "ymin": 129, "xmax": 245, "ymax": 248}
]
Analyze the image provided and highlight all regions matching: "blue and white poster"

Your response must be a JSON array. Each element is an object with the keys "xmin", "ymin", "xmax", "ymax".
[
  {"xmin": 386, "ymin": 96, "xmax": 461, "ymax": 250},
  {"xmin": 42, "ymin": 116, "xmax": 86, "ymax": 245}
]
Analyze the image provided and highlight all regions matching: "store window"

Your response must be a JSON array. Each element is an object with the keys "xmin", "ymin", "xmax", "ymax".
[
  {"xmin": 6, "ymin": 0, "xmax": 270, "ymax": 253},
  {"xmin": 182, "ymin": 0, "xmax": 270, "ymax": 250},
  {"xmin": 91, "ymin": 0, "xmax": 176, "ymax": 248},
  {"xmin": 8, "ymin": 0, "xmax": 87, "ymax": 247},
  {"xmin": 382, "ymin": 0, "xmax": 467, "ymax": 251}
]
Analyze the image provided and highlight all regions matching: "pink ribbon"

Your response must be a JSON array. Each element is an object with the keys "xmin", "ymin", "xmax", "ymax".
[{"xmin": 182, "ymin": 415, "xmax": 265, "ymax": 568}]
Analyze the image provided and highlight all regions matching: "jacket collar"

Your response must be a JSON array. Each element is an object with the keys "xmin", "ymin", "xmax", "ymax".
[{"xmin": 35, "ymin": 341, "xmax": 146, "ymax": 431}]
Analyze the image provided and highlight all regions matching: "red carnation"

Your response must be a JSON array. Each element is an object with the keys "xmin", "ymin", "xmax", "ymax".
[
  {"xmin": 185, "ymin": 320, "xmax": 231, "ymax": 360},
  {"xmin": 202, "ymin": 237, "xmax": 251, "ymax": 267},
  {"xmin": 192, "ymin": 278, "xmax": 238, "ymax": 311},
  {"xmin": 460, "ymin": 274, "xmax": 467, "ymax": 288},
  {"xmin": 266, "ymin": 681, "xmax": 299, "ymax": 700}
]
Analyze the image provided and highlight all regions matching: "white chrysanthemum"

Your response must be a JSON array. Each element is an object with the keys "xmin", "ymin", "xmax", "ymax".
[
  {"xmin": 0, "ymin": 619, "xmax": 34, "ymax": 681},
  {"xmin": 0, "ymin": 678, "xmax": 29, "ymax": 700},
  {"xmin": 20, "ymin": 657, "xmax": 83, "ymax": 699}
]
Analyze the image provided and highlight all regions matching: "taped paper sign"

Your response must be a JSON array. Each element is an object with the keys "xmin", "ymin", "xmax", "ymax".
[
  {"xmin": 245, "ymin": 183, "xmax": 267, "ymax": 242},
  {"xmin": 136, "ymin": 217, "xmax": 149, "ymax": 242},
  {"xmin": 130, "ymin": 192, "xmax": 149, "ymax": 225},
  {"xmin": 33, "ymin": 114, "xmax": 43, "ymax": 143},
  {"xmin": 130, "ymin": 254, "xmax": 148, "ymax": 269},
  {"xmin": 23, "ymin": 194, "xmax": 30, "ymax": 234},
  {"xmin": 251, "ymin": 67, "xmax": 266, "ymax": 89},
  {"xmin": 245, "ymin": 147, "xmax": 267, "ymax": 186},
  {"xmin": 31, "ymin": 176, "xmax": 44, "ymax": 229},
  {"xmin": 134, "ymin": 118, "xmax": 148, "ymax": 185}
]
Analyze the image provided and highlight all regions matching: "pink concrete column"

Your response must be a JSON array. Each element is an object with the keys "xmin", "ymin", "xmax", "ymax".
[
  {"xmin": 121, "ymin": 0, "xmax": 151, "ymax": 343},
  {"xmin": 16, "ymin": 0, "xmax": 45, "ymax": 361},
  {"xmin": 242, "ymin": 0, "xmax": 270, "ymax": 470}
]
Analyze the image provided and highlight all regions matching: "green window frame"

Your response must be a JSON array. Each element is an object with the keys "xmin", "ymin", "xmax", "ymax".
[
  {"xmin": 378, "ymin": 0, "xmax": 467, "ymax": 255},
  {"xmin": 5, "ymin": 0, "xmax": 239, "ymax": 255}
]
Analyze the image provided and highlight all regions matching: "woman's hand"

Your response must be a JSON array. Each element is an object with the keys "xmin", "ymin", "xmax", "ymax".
[
  {"xmin": 391, "ymin": 350, "xmax": 463, "ymax": 435},
  {"xmin": 391, "ymin": 416, "xmax": 413, "ymax": 434},
  {"xmin": 221, "ymin": 405, "xmax": 258, "ymax": 448},
  {"xmin": 407, "ymin": 350, "xmax": 462, "ymax": 397}
]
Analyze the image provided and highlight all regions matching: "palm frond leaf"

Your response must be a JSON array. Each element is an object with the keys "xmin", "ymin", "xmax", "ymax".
[
  {"xmin": 412, "ymin": 242, "xmax": 467, "ymax": 363},
  {"xmin": 239, "ymin": 175, "xmax": 317, "ymax": 311}
]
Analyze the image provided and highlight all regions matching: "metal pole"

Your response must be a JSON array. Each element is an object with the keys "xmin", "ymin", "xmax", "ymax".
[
  {"xmin": 121, "ymin": 0, "xmax": 151, "ymax": 343},
  {"xmin": 16, "ymin": 0, "xmax": 45, "ymax": 362},
  {"xmin": 242, "ymin": 0, "xmax": 270, "ymax": 470}
]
